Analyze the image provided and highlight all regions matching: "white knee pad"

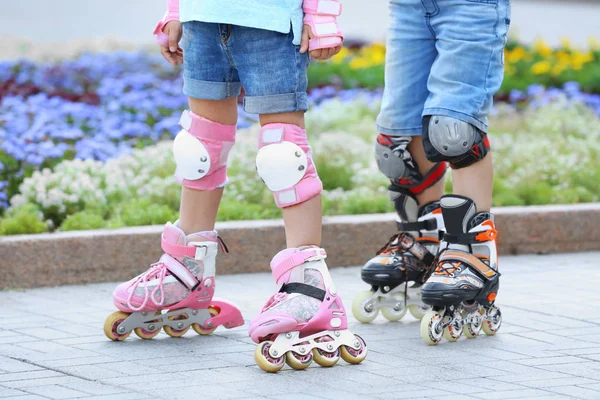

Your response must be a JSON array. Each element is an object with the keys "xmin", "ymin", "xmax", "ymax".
[
  {"xmin": 256, "ymin": 124, "xmax": 323, "ymax": 208},
  {"xmin": 173, "ymin": 110, "xmax": 236, "ymax": 191}
]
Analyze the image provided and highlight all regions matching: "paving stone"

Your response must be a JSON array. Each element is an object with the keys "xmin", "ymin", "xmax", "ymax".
[
  {"xmin": 548, "ymin": 385, "xmax": 600, "ymax": 399},
  {"xmin": 22, "ymin": 385, "xmax": 89, "ymax": 399},
  {"xmin": 470, "ymin": 388, "xmax": 556, "ymax": 399}
]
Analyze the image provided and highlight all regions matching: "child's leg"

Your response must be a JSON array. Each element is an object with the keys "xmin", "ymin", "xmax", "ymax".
[
  {"xmin": 179, "ymin": 97, "xmax": 238, "ymax": 234},
  {"xmin": 104, "ymin": 22, "xmax": 247, "ymax": 341},
  {"xmin": 418, "ymin": 0, "xmax": 510, "ymax": 344},
  {"xmin": 227, "ymin": 24, "xmax": 366, "ymax": 370},
  {"xmin": 259, "ymin": 111, "xmax": 321, "ymax": 248},
  {"xmin": 353, "ymin": 0, "xmax": 447, "ymax": 325}
]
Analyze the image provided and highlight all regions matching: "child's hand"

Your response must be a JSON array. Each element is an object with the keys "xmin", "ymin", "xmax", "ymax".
[
  {"xmin": 299, "ymin": 25, "xmax": 342, "ymax": 60},
  {"xmin": 159, "ymin": 20, "xmax": 183, "ymax": 66}
]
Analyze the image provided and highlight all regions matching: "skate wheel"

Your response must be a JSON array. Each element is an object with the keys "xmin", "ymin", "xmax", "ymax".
[
  {"xmin": 192, "ymin": 306, "xmax": 219, "ymax": 336},
  {"xmin": 340, "ymin": 334, "xmax": 367, "ymax": 365},
  {"xmin": 255, "ymin": 341, "xmax": 285, "ymax": 373},
  {"xmin": 163, "ymin": 311, "xmax": 190, "ymax": 338},
  {"xmin": 442, "ymin": 313, "xmax": 463, "ymax": 342},
  {"xmin": 103, "ymin": 311, "xmax": 131, "ymax": 341},
  {"xmin": 482, "ymin": 305, "xmax": 502, "ymax": 336},
  {"xmin": 408, "ymin": 304, "xmax": 431, "ymax": 320},
  {"xmin": 420, "ymin": 310, "xmax": 443, "ymax": 346},
  {"xmin": 133, "ymin": 311, "xmax": 162, "ymax": 340},
  {"xmin": 381, "ymin": 297, "xmax": 407, "ymax": 322},
  {"xmin": 313, "ymin": 337, "xmax": 341, "ymax": 367},
  {"xmin": 463, "ymin": 309, "xmax": 483, "ymax": 339},
  {"xmin": 351, "ymin": 290, "xmax": 379, "ymax": 324},
  {"xmin": 286, "ymin": 349, "xmax": 313, "ymax": 370}
]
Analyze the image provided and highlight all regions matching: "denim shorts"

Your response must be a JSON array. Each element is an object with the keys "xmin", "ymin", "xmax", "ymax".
[
  {"xmin": 376, "ymin": 0, "xmax": 511, "ymax": 136},
  {"xmin": 181, "ymin": 22, "xmax": 309, "ymax": 114}
]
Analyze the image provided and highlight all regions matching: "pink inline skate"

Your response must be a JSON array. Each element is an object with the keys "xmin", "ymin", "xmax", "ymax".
[
  {"xmin": 249, "ymin": 247, "xmax": 367, "ymax": 372},
  {"xmin": 104, "ymin": 222, "xmax": 244, "ymax": 341}
]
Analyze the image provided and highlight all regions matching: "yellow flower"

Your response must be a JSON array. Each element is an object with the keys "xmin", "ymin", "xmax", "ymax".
[
  {"xmin": 332, "ymin": 47, "xmax": 350, "ymax": 64},
  {"xmin": 532, "ymin": 39, "xmax": 553, "ymax": 57},
  {"xmin": 560, "ymin": 37, "xmax": 572, "ymax": 49},
  {"xmin": 589, "ymin": 37, "xmax": 599, "ymax": 50},
  {"xmin": 531, "ymin": 61, "xmax": 552, "ymax": 75},
  {"xmin": 506, "ymin": 46, "xmax": 527, "ymax": 63},
  {"xmin": 572, "ymin": 51, "xmax": 593, "ymax": 65},
  {"xmin": 349, "ymin": 57, "xmax": 372, "ymax": 70}
]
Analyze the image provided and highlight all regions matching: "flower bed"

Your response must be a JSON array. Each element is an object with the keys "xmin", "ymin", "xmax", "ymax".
[{"xmin": 2, "ymin": 92, "xmax": 599, "ymax": 235}]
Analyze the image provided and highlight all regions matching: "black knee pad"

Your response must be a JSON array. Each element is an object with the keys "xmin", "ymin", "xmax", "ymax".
[
  {"xmin": 376, "ymin": 133, "xmax": 447, "ymax": 195},
  {"xmin": 422, "ymin": 115, "xmax": 490, "ymax": 169}
]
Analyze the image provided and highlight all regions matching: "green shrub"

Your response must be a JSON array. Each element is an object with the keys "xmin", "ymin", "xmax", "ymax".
[{"xmin": 0, "ymin": 204, "xmax": 48, "ymax": 235}]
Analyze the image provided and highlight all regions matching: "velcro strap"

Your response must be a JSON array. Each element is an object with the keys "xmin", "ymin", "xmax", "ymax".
[
  {"xmin": 443, "ymin": 227, "xmax": 498, "ymax": 245},
  {"xmin": 450, "ymin": 136, "xmax": 491, "ymax": 169},
  {"xmin": 280, "ymin": 283, "xmax": 326, "ymax": 301},
  {"xmin": 161, "ymin": 236, "xmax": 210, "ymax": 260},
  {"xmin": 303, "ymin": 0, "xmax": 342, "ymax": 16},
  {"xmin": 178, "ymin": 110, "xmax": 236, "ymax": 142},
  {"xmin": 272, "ymin": 249, "xmax": 327, "ymax": 283},
  {"xmin": 439, "ymin": 250, "xmax": 498, "ymax": 280},
  {"xmin": 160, "ymin": 254, "xmax": 198, "ymax": 289},
  {"xmin": 396, "ymin": 218, "xmax": 438, "ymax": 233},
  {"xmin": 309, "ymin": 36, "xmax": 343, "ymax": 50}
]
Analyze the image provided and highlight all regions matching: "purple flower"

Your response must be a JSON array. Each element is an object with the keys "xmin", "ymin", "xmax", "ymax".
[
  {"xmin": 509, "ymin": 89, "xmax": 525, "ymax": 103},
  {"xmin": 527, "ymin": 84, "xmax": 545, "ymax": 98}
]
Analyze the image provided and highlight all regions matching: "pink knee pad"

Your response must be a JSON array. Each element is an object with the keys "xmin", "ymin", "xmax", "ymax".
[
  {"xmin": 173, "ymin": 110, "xmax": 236, "ymax": 191},
  {"xmin": 303, "ymin": 0, "xmax": 344, "ymax": 50},
  {"xmin": 256, "ymin": 124, "xmax": 323, "ymax": 208}
]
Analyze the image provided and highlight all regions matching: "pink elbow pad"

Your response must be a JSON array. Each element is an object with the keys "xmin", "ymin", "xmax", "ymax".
[
  {"xmin": 153, "ymin": 0, "xmax": 180, "ymax": 47},
  {"xmin": 303, "ymin": 0, "xmax": 344, "ymax": 51}
]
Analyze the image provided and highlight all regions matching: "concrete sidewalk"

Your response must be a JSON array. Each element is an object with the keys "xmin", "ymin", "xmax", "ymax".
[{"xmin": 1, "ymin": 252, "xmax": 600, "ymax": 400}]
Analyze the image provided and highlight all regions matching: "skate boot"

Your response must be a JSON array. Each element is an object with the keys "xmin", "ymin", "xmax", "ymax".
[
  {"xmin": 249, "ymin": 247, "xmax": 367, "ymax": 372},
  {"xmin": 352, "ymin": 195, "xmax": 443, "ymax": 324},
  {"xmin": 103, "ymin": 222, "xmax": 244, "ymax": 341},
  {"xmin": 420, "ymin": 195, "xmax": 501, "ymax": 345}
]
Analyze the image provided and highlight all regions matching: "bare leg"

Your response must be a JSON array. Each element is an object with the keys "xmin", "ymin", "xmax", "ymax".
[
  {"xmin": 178, "ymin": 97, "xmax": 238, "ymax": 234},
  {"xmin": 259, "ymin": 111, "xmax": 322, "ymax": 248},
  {"xmin": 452, "ymin": 153, "xmax": 493, "ymax": 212},
  {"xmin": 407, "ymin": 136, "xmax": 446, "ymax": 206}
]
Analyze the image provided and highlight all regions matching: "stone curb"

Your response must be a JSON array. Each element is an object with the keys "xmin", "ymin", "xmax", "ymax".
[{"xmin": 1, "ymin": 203, "xmax": 599, "ymax": 289}]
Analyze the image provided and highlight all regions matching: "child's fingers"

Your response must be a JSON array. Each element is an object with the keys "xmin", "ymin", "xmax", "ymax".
[
  {"xmin": 168, "ymin": 28, "xmax": 179, "ymax": 53},
  {"xmin": 310, "ymin": 49, "xmax": 323, "ymax": 59},
  {"xmin": 160, "ymin": 47, "xmax": 178, "ymax": 66},
  {"xmin": 331, "ymin": 44, "xmax": 342, "ymax": 56},
  {"xmin": 300, "ymin": 26, "xmax": 311, "ymax": 54}
]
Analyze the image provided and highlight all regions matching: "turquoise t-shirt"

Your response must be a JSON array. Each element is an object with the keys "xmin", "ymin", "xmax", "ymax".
[{"xmin": 180, "ymin": 0, "xmax": 304, "ymax": 45}]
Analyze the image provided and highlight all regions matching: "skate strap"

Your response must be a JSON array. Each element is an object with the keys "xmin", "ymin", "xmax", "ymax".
[
  {"xmin": 396, "ymin": 218, "xmax": 438, "ymax": 233},
  {"xmin": 272, "ymin": 248, "xmax": 327, "ymax": 283},
  {"xmin": 279, "ymin": 283, "xmax": 326, "ymax": 301},
  {"xmin": 159, "ymin": 254, "xmax": 198, "ymax": 289},
  {"xmin": 396, "ymin": 234, "xmax": 436, "ymax": 266},
  {"xmin": 161, "ymin": 237, "xmax": 220, "ymax": 259},
  {"xmin": 442, "ymin": 227, "xmax": 498, "ymax": 245},
  {"xmin": 439, "ymin": 250, "xmax": 498, "ymax": 280}
]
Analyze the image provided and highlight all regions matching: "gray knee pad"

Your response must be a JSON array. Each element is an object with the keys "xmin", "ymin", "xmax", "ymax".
[
  {"xmin": 376, "ymin": 134, "xmax": 447, "ymax": 195},
  {"xmin": 422, "ymin": 115, "xmax": 490, "ymax": 169}
]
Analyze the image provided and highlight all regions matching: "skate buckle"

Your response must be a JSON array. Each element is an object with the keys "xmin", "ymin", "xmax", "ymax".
[
  {"xmin": 191, "ymin": 244, "xmax": 208, "ymax": 259},
  {"xmin": 475, "ymin": 228, "xmax": 498, "ymax": 242}
]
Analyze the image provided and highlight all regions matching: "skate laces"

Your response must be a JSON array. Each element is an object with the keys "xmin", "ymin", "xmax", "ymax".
[
  {"xmin": 377, "ymin": 233, "xmax": 415, "ymax": 259},
  {"xmin": 127, "ymin": 262, "xmax": 169, "ymax": 311},
  {"xmin": 261, "ymin": 292, "xmax": 288, "ymax": 312}
]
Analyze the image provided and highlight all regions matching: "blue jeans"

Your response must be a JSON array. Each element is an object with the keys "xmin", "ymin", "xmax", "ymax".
[
  {"xmin": 181, "ymin": 22, "xmax": 310, "ymax": 114},
  {"xmin": 376, "ymin": 0, "xmax": 511, "ymax": 136}
]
